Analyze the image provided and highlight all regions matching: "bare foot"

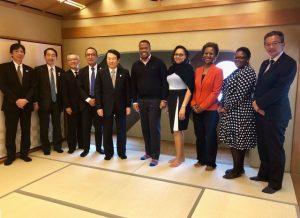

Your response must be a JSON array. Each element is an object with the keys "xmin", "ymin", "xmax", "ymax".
[
  {"xmin": 170, "ymin": 160, "xmax": 182, "ymax": 167},
  {"xmin": 168, "ymin": 158, "xmax": 176, "ymax": 163}
]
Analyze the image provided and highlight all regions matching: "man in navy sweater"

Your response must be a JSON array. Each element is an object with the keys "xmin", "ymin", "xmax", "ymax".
[{"xmin": 131, "ymin": 40, "xmax": 168, "ymax": 166}]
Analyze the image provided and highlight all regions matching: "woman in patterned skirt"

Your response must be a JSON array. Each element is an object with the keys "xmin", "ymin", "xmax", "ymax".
[
  {"xmin": 219, "ymin": 47, "xmax": 257, "ymax": 179},
  {"xmin": 167, "ymin": 45, "xmax": 194, "ymax": 167}
]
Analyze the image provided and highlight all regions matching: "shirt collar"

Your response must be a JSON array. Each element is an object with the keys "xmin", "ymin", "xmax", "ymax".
[
  {"xmin": 109, "ymin": 67, "xmax": 117, "ymax": 73},
  {"xmin": 47, "ymin": 64, "xmax": 55, "ymax": 71},
  {"xmin": 270, "ymin": 51, "xmax": 283, "ymax": 62},
  {"xmin": 89, "ymin": 64, "xmax": 97, "ymax": 71},
  {"xmin": 13, "ymin": 61, "xmax": 22, "ymax": 69},
  {"xmin": 140, "ymin": 54, "xmax": 151, "ymax": 65}
]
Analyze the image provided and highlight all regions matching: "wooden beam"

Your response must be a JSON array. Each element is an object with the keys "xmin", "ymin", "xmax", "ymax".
[
  {"xmin": 62, "ymin": 8, "xmax": 300, "ymax": 39},
  {"xmin": 64, "ymin": 0, "xmax": 268, "ymax": 19}
]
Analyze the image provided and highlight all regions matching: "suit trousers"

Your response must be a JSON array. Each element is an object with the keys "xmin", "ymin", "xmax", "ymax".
[
  {"xmin": 138, "ymin": 98, "xmax": 161, "ymax": 160},
  {"xmin": 66, "ymin": 111, "xmax": 83, "ymax": 150},
  {"xmin": 193, "ymin": 110, "xmax": 219, "ymax": 168},
  {"xmin": 81, "ymin": 106, "xmax": 103, "ymax": 151},
  {"xmin": 103, "ymin": 113, "xmax": 126, "ymax": 157},
  {"xmin": 38, "ymin": 101, "xmax": 63, "ymax": 152},
  {"xmin": 256, "ymin": 114, "xmax": 288, "ymax": 189},
  {"xmin": 4, "ymin": 109, "xmax": 31, "ymax": 159}
]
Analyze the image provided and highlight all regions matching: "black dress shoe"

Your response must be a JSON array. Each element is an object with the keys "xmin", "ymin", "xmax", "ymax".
[
  {"xmin": 20, "ymin": 156, "xmax": 32, "ymax": 162},
  {"xmin": 54, "ymin": 148, "xmax": 64, "ymax": 153},
  {"xmin": 96, "ymin": 148, "xmax": 105, "ymax": 154},
  {"xmin": 262, "ymin": 186, "xmax": 279, "ymax": 194},
  {"xmin": 223, "ymin": 169, "xmax": 243, "ymax": 179},
  {"xmin": 249, "ymin": 176, "xmax": 268, "ymax": 182},
  {"xmin": 68, "ymin": 148, "xmax": 76, "ymax": 154},
  {"xmin": 225, "ymin": 168, "xmax": 245, "ymax": 175},
  {"xmin": 80, "ymin": 150, "xmax": 89, "ymax": 157},
  {"xmin": 43, "ymin": 150, "xmax": 51, "ymax": 155},
  {"xmin": 104, "ymin": 155, "xmax": 113, "ymax": 160},
  {"xmin": 118, "ymin": 154, "xmax": 127, "ymax": 160},
  {"xmin": 4, "ymin": 159, "xmax": 14, "ymax": 166}
]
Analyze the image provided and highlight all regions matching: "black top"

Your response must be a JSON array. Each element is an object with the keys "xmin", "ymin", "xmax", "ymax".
[
  {"xmin": 131, "ymin": 55, "xmax": 168, "ymax": 102},
  {"xmin": 167, "ymin": 62, "xmax": 195, "ymax": 93}
]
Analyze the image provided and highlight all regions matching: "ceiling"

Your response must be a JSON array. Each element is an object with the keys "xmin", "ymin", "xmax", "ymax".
[{"xmin": 1, "ymin": 0, "xmax": 98, "ymax": 17}]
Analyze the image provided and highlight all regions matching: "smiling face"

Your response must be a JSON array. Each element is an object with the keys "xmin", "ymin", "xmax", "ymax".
[
  {"xmin": 85, "ymin": 48, "xmax": 97, "ymax": 66},
  {"xmin": 173, "ymin": 48, "xmax": 186, "ymax": 64},
  {"xmin": 139, "ymin": 42, "xmax": 151, "ymax": 61},
  {"xmin": 202, "ymin": 47, "xmax": 216, "ymax": 65},
  {"xmin": 11, "ymin": 47, "xmax": 25, "ymax": 64},
  {"xmin": 234, "ymin": 51, "xmax": 249, "ymax": 69},
  {"xmin": 107, "ymin": 52, "xmax": 119, "ymax": 69},
  {"xmin": 264, "ymin": 35, "xmax": 285, "ymax": 58},
  {"xmin": 44, "ymin": 50, "xmax": 57, "ymax": 67},
  {"xmin": 67, "ymin": 54, "xmax": 80, "ymax": 71}
]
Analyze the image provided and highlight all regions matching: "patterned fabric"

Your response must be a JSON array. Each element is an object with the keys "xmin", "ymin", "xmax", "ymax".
[{"xmin": 219, "ymin": 65, "xmax": 257, "ymax": 150}]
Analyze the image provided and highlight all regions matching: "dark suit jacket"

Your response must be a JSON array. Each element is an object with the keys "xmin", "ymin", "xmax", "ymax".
[
  {"xmin": 0, "ymin": 61, "xmax": 35, "ymax": 112},
  {"xmin": 254, "ymin": 52, "xmax": 297, "ymax": 121},
  {"xmin": 77, "ymin": 65, "xmax": 101, "ymax": 111},
  {"xmin": 95, "ymin": 66, "xmax": 131, "ymax": 117},
  {"xmin": 35, "ymin": 64, "xmax": 64, "ymax": 112},
  {"xmin": 61, "ymin": 69, "xmax": 80, "ymax": 113}
]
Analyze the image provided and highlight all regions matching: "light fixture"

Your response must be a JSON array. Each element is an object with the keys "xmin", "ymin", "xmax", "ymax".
[{"xmin": 58, "ymin": 0, "xmax": 86, "ymax": 10}]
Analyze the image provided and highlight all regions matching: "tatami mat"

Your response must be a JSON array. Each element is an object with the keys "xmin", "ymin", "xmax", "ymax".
[
  {"xmin": 0, "ymin": 193, "xmax": 106, "ymax": 218},
  {"xmin": 21, "ymin": 165, "xmax": 201, "ymax": 218},
  {"xmin": 134, "ymin": 154, "xmax": 297, "ymax": 204},
  {"xmin": 31, "ymin": 148, "xmax": 146, "ymax": 173},
  {"xmin": 0, "ymin": 157, "xmax": 68, "ymax": 197},
  {"xmin": 192, "ymin": 189, "xmax": 298, "ymax": 218}
]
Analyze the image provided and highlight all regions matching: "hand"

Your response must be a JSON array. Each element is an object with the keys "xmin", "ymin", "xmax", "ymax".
[
  {"xmin": 133, "ymin": 103, "xmax": 139, "ymax": 113},
  {"xmin": 33, "ymin": 102, "xmax": 39, "ymax": 111},
  {"xmin": 218, "ymin": 106, "xmax": 227, "ymax": 113},
  {"xmin": 257, "ymin": 109, "xmax": 265, "ymax": 116},
  {"xmin": 252, "ymin": 100, "xmax": 260, "ymax": 112},
  {"xmin": 192, "ymin": 105, "xmax": 204, "ymax": 113},
  {"xmin": 178, "ymin": 107, "xmax": 186, "ymax": 120},
  {"xmin": 16, "ymin": 99, "xmax": 28, "ymax": 109},
  {"xmin": 65, "ymin": 107, "xmax": 72, "ymax": 115},
  {"xmin": 160, "ymin": 100, "xmax": 167, "ymax": 109},
  {"xmin": 126, "ymin": 107, "xmax": 131, "ymax": 115},
  {"xmin": 89, "ymin": 98, "xmax": 96, "ymax": 107},
  {"xmin": 97, "ymin": 109, "xmax": 103, "ymax": 117}
]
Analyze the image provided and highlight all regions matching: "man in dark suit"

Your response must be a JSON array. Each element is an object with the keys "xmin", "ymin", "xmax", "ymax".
[
  {"xmin": 252, "ymin": 31, "xmax": 297, "ymax": 194},
  {"xmin": 131, "ymin": 40, "xmax": 168, "ymax": 167},
  {"xmin": 0, "ymin": 43, "xmax": 35, "ymax": 165},
  {"xmin": 77, "ymin": 47, "xmax": 103, "ymax": 157},
  {"xmin": 61, "ymin": 54, "xmax": 83, "ymax": 154},
  {"xmin": 35, "ymin": 48, "xmax": 64, "ymax": 155},
  {"xmin": 95, "ymin": 49, "xmax": 131, "ymax": 160}
]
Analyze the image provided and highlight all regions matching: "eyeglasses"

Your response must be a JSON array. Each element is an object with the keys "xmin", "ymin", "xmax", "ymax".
[
  {"xmin": 264, "ymin": 41, "xmax": 282, "ymax": 47},
  {"xmin": 174, "ymin": 53, "xmax": 185, "ymax": 57}
]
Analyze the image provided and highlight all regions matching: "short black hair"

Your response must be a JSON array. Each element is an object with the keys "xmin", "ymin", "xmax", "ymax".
[
  {"xmin": 107, "ymin": 49, "xmax": 121, "ymax": 60},
  {"xmin": 44, "ymin": 48, "xmax": 57, "ymax": 56},
  {"xmin": 139, "ymin": 40, "xmax": 151, "ymax": 47},
  {"xmin": 171, "ymin": 45, "xmax": 190, "ymax": 63},
  {"xmin": 201, "ymin": 42, "xmax": 219, "ymax": 56},
  {"xmin": 10, "ymin": 43, "xmax": 25, "ymax": 54},
  {"xmin": 264, "ymin": 31, "xmax": 285, "ymax": 43},
  {"xmin": 85, "ymin": 47, "xmax": 98, "ymax": 56},
  {"xmin": 236, "ymin": 47, "xmax": 251, "ymax": 59}
]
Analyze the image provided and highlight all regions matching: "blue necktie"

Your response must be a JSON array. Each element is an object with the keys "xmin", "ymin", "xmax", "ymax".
[
  {"xmin": 90, "ymin": 67, "xmax": 95, "ymax": 96},
  {"xmin": 50, "ymin": 68, "xmax": 56, "ymax": 102}
]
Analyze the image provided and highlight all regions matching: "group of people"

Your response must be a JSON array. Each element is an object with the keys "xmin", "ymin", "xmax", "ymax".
[{"xmin": 0, "ymin": 30, "xmax": 297, "ymax": 194}]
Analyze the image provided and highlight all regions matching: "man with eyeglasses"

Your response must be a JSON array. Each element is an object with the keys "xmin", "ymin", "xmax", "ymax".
[
  {"xmin": 77, "ymin": 47, "xmax": 104, "ymax": 157},
  {"xmin": 251, "ymin": 31, "xmax": 297, "ymax": 194}
]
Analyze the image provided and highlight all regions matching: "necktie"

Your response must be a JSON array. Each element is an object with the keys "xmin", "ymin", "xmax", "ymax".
[
  {"xmin": 111, "ymin": 69, "xmax": 116, "ymax": 88},
  {"xmin": 74, "ymin": 71, "xmax": 78, "ymax": 77},
  {"xmin": 17, "ymin": 65, "xmax": 22, "ymax": 84},
  {"xmin": 269, "ymin": 59, "xmax": 275, "ymax": 67},
  {"xmin": 50, "ymin": 68, "xmax": 57, "ymax": 102},
  {"xmin": 90, "ymin": 67, "xmax": 95, "ymax": 96}
]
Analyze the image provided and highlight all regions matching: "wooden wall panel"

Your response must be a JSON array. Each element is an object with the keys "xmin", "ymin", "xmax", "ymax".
[
  {"xmin": 65, "ymin": 0, "xmax": 267, "ymax": 19},
  {"xmin": 62, "ymin": 8, "xmax": 300, "ymax": 39}
]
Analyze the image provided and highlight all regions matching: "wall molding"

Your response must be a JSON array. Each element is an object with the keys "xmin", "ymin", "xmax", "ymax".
[
  {"xmin": 64, "ymin": 0, "xmax": 268, "ymax": 20},
  {"xmin": 62, "ymin": 8, "xmax": 300, "ymax": 39}
]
